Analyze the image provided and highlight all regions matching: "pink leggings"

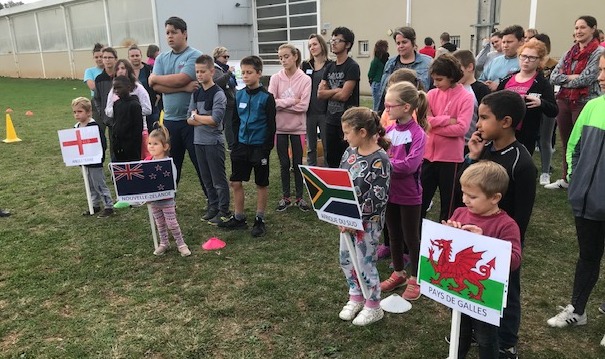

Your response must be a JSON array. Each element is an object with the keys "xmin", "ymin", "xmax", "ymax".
[{"xmin": 151, "ymin": 205, "xmax": 185, "ymax": 247}]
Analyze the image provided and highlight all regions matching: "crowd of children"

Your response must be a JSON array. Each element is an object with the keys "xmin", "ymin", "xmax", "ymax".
[{"xmin": 66, "ymin": 15, "xmax": 605, "ymax": 358}]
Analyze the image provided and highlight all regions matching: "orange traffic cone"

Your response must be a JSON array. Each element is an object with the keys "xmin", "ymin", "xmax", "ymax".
[{"xmin": 3, "ymin": 113, "xmax": 22, "ymax": 143}]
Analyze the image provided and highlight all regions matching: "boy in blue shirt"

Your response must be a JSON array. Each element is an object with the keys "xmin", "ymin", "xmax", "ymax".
[
  {"xmin": 187, "ymin": 55, "xmax": 229, "ymax": 225},
  {"xmin": 218, "ymin": 56, "xmax": 276, "ymax": 237}
]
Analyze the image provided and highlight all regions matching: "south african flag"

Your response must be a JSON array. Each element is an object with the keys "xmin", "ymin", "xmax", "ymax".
[{"xmin": 299, "ymin": 165, "xmax": 362, "ymax": 229}]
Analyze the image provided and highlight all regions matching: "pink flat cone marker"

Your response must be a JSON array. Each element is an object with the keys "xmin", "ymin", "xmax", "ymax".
[{"xmin": 202, "ymin": 237, "xmax": 226, "ymax": 251}]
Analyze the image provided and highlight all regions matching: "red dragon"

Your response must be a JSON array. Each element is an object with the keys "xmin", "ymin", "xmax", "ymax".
[{"xmin": 427, "ymin": 238, "xmax": 496, "ymax": 302}]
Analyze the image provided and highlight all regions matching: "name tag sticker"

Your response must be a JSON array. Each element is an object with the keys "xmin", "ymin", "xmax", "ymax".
[
  {"xmin": 306, "ymin": 69, "xmax": 313, "ymax": 75},
  {"xmin": 239, "ymin": 102, "xmax": 247, "ymax": 109}
]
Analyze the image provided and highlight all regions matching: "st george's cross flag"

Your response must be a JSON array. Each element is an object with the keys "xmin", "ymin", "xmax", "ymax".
[
  {"xmin": 299, "ymin": 165, "xmax": 363, "ymax": 230},
  {"xmin": 110, "ymin": 158, "xmax": 177, "ymax": 203},
  {"xmin": 58, "ymin": 127, "xmax": 103, "ymax": 166}
]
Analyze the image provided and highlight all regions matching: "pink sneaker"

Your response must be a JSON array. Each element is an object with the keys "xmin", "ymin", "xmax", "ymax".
[
  {"xmin": 377, "ymin": 245, "xmax": 391, "ymax": 260},
  {"xmin": 380, "ymin": 271, "xmax": 408, "ymax": 292},
  {"xmin": 403, "ymin": 277, "xmax": 421, "ymax": 301}
]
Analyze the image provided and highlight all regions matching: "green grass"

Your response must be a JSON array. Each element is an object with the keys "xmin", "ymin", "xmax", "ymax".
[{"xmin": 0, "ymin": 77, "xmax": 604, "ymax": 358}]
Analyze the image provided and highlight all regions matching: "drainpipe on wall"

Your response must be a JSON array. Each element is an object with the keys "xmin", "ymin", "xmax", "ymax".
[
  {"xmin": 406, "ymin": 0, "xmax": 411, "ymax": 27},
  {"xmin": 528, "ymin": 0, "xmax": 537, "ymax": 29}
]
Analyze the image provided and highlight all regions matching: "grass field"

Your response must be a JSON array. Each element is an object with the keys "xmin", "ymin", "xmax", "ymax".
[{"xmin": 0, "ymin": 77, "xmax": 604, "ymax": 358}]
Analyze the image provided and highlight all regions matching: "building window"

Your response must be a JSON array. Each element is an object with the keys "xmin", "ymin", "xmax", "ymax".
[
  {"xmin": 451, "ymin": 35, "xmax": 461, "ymax": 48},
  {"xmin": 358, "ymin": 40, "xmax": 369, "ymax": 57},
  {"xmin": 255, "ymin": 0, "xmax": 317, "ymax": 65}
]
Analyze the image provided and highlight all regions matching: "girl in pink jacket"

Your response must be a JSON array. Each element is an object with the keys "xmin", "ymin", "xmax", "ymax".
[
  {"xmin": 269, "ymin": 44, "xmax": 312, "ymax": 212},
  {"xmin": 421, "ymin": 54, "xmax": 474, "ymax": 221}
]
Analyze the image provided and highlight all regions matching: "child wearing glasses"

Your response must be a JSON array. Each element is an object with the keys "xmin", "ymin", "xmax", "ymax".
[{"xmin": 497, "ymin": 39, "xmax": 558, "ymax": 156}]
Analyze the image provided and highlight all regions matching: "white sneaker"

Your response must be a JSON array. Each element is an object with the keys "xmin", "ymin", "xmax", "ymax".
[
  {"xmin": 153, "ymin": 244, "xmax": 169, "ymax": 256},
  {"xmin": 601, "ymin": 333, "xmax": 605, "ymax": 347},
  {"xmin": 339, "ymin": 301, "xmax": 364, "ymax": 321},
  {"xmin": 539, "ymin": 173, "xmax": 551, "ymax": 186},
  {"xmin": 547, "ymin": 304, "xmax": 587, "ymax": 328},
  {"xmin": 544, "ymin": 179, "xmax": 569, "ymax": 190},
  {"xmin": 352, "ymin": 306, "xmax": 384, "ymax": 326}
]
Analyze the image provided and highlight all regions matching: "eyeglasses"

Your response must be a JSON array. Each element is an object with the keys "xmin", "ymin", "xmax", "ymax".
[
  {"xmin": 102, "ymin": 56, "xmax": 116, "ymax": 60},
  {"xmin": 222, "ymin": 55, "xmax": 230, "ymax": 59},
  {"xmin": 519, "ymin": 54, "xmax": 539, "ymax": 62},
  {"xmin": 384, "ymin": 103, "xmax": 405, "ymax": 111},
  {"xmin": 330, "ymin": 38, "xmax": 346, "ymax": 44}
]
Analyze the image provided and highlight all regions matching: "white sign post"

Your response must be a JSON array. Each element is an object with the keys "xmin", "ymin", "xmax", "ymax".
[
  {"xmin": 58, "ymin": 127, "xmax": 104, "ymax": 216},
  {"xmin": 418, "ymin": 219, "xmax": 513, "ymax": 358}
]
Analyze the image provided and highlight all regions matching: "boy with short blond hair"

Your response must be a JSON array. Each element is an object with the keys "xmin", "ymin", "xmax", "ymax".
[
  {"xmin": 218, "ymin": 56, "xmax": 276, "ymax": 237},
  {"xmin": 187, "ymin": 54, "xmax": 229, "ymax": 225},
  {"xmin": 71, "ymin": 97, "xmax": 114, "ymax": 218},
  {"xmin": 445, "ymin": 160, "xmax": 521, "ymax": 359}
]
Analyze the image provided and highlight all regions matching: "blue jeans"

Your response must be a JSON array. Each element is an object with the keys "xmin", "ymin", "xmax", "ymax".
[
  {"xmin": 459, "ymin": 314, "xmax": 499, "ymax": 358},
  {"xmin": 371, "ymin": 81, "xmax": 382, "ymax": 112}
]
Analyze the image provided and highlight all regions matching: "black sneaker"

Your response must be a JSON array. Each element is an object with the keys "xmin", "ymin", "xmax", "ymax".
[
  {"xmin": 82, "ymin": 206, "xmax": 101, "ymax": 216},
  {"xmin": 599, "ymin": 302, "xmax": 605, "ymax": 315},
  {"xmin": 202, "ymin": 209, "xmax": 219, "ymax": 221},
  {"xmin": 0, "ymin": 209, "xmax": 11, "ymax": 217},
  {"xmin": 208, "ymin": 211, "xmax": 231, "ymax": 226},
  {"xmin": 251, "ymin": 216, "xmax": 266, "ymax": 237},
  {"xmin": 276, "ymin": 198, "xmax": 291, "ymax": 212},
  {"xmin": 295, "ymin": 198, "xmax": 311, "ymax": 212},
  {"xmin": 499, "ymin": 346, "xmax": 518, "ymax": 359},
  {"xmin": 97, "ymin": 208, "xmax": 114, "ymax": 218},
  {"xmin": 217, "ymin": 215, "xmax": 248, "ymax": 229}
]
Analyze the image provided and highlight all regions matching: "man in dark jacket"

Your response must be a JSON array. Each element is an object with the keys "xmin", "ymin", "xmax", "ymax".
[
  {"xmin": 436, "ymin": 32, "xmax": 458, "ymax": 57},
  {"xmin": 93, "ymin": 46, "xmax": 117, "ymax": 159}
]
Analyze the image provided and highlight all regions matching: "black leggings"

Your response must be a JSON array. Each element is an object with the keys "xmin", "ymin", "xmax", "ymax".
[
  {"xmin": 276, "ymin": 134, "xmax": 304, "ymax": 199},
  {"xmin": 421, "ymin": 160, "xmax": 461, "ymax": 221},
  {"xmin": 571, "ymin": 217, "xmax": 605, "ymax": 315},
  {"xmin": 386, "ymin": 203, "xmax": 421, "ymax": 275}
]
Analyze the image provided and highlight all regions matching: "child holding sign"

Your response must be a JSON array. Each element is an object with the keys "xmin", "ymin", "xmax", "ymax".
[
  {"xmin": 146, "ymin": 125, "xmax": 191, "ymax": 257},
  {"xmin": 380, "ymin": 82, "xmax": 428, "ymax": 301},
  {"xmin": 444, "ymin": 161, "xmax": 521, "ymax": 359},
  {"xmin": 338, "ymin": 107, "xmax": 391, "ymax": 326},
  {"xmin": 72, "ymin": 97, "xmax": 114, "ymax": 218}
]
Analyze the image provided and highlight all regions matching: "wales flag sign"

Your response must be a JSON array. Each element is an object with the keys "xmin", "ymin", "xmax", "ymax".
[
  {"xmin": 418, "ymin": 219, "xmax": 512, "ymax": 326},
  {"xmin": 299, "ymin": 165, "xmax": 363, "ymax": 230}
]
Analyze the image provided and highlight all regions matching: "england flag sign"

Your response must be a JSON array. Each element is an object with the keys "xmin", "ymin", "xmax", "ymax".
[{"xmin": 58, "ymin": 127, "xmax": 103, "ymax": 166}]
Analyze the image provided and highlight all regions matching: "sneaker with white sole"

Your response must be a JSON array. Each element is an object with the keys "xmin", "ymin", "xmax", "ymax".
[
  {"xmin": 544, "ymin": 179, "xmax": 569, "ymax": 189},
  {"xmin": 177, "ymin": 244, "xmax": 191, "ymax": 257},
  {"xmin": 338, "ymin": 301, "xmax": 364, "ymax": 321},
  {"xmin": 539, "ymin": 173, "xmax": 551, "ymax": 186},
  {"xmin": 601, "ymin": 333, "xmax": 605, "ymax": 347},
  {"xmin": 153, "ymin": 244, "xmax": 169, "ymax": 256},
  {"xmin": 352, "ymin": 306, "xmax": 384, "ymax": 326},
  {"xmin": 547, "ymin": 304, "xmax": 587, "ymax": 327}
]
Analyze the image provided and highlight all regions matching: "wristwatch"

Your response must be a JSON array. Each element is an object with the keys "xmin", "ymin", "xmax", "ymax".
[{"xmin": 189, "ymin": 113, "xmax": 195, "ymax": 121}]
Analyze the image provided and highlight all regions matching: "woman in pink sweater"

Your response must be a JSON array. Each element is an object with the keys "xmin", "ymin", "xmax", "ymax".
[
  {"xmin": 269, "ymin": 43, "xmax": 312, "ymax": 211},
  {"xmin": 421, "ymin": 54, "xmax": 474, "ymax": 221}
]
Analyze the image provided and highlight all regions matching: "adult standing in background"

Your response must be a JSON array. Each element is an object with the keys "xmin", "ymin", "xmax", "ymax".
[
  {"xmin": 318, "ymin": 26, "xmax": 360, "ymax": 168},
  {"xmin": 479, "ymin": 25, "xmax": 525, "ymax": 91},
  {"xmin": 546, "ymin": 15, "xmax": 604, "ymax": 189},
  {"xmin": 146, "ymin": 44, "xmax": 160, "ymax": 67},
  {"xmin": 83, "ymin": 43, "xmax": 104, "ymax": 131},
  {"xmin": 301, "ymin": 34, "xmax": 331, "ymax": 167},
  {"xmin": 212, "ymin": 46, "xmax": 237, "ymax": 151},
  {"xmin": 475, "ymin": 31, "xmax": 503, "ymax": 78},
  {"xmin": 379, "ymin": 27, "xmax": 432, "ymax": 97},
  {"xmin": 368, "ymin": 40, "xmax": 389, "ymax": 111},
  {"xmin": 419, "ymin": 37, "xmax": 436, "ymax": 58},
  {"xmin": 129, "ymin": 44, "xmax": 159, "ymax": 132},
  {"xmin": 93, "ymin": 46, "xmax": 117, "ymax": 159},
  {"xmin": 149, "ymin": 16, "xmax": 205, "ymax": 194},
  {"xmin": 435, "ymin": 32, "xmax": 457, "ymax": 57}
]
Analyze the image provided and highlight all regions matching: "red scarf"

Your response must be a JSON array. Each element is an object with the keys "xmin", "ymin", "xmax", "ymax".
[{"xmin": 557, "ymin": 38, "xmax": 600, "ymax": 102}]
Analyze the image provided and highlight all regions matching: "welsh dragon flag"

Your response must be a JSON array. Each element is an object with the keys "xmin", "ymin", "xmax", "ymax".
[{"xmin": 299, "ymin": 165, "xmax": 363, "ymax": 230}]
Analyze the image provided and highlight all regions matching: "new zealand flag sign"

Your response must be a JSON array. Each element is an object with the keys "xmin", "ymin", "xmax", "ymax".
[
  {"xmin": 299, "ymin": 165, "xmax": 363, "ymax": 230},
  {"xmin": 110, "ymin": 159, "xmax": 177, "ymax": 203}
]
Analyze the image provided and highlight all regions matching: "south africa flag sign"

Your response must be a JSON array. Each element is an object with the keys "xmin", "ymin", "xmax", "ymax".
[{"xmin": 299, "ymin": 165, "xmax": 363, "ymax": 230}]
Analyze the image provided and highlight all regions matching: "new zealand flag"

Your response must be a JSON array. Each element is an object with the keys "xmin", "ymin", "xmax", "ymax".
[{"xmin": 110, "ymin": 158, "xmax": 176, "ymax": 202}]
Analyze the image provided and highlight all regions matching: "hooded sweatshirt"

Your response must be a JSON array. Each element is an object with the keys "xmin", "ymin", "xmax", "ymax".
[
  {"xmin": 268, "ymin": 68, "xmax": 311, "ymax": 135},
  {"xmin": 424, "ymin": 83, "xmax": 475, "ymax": 163}
]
